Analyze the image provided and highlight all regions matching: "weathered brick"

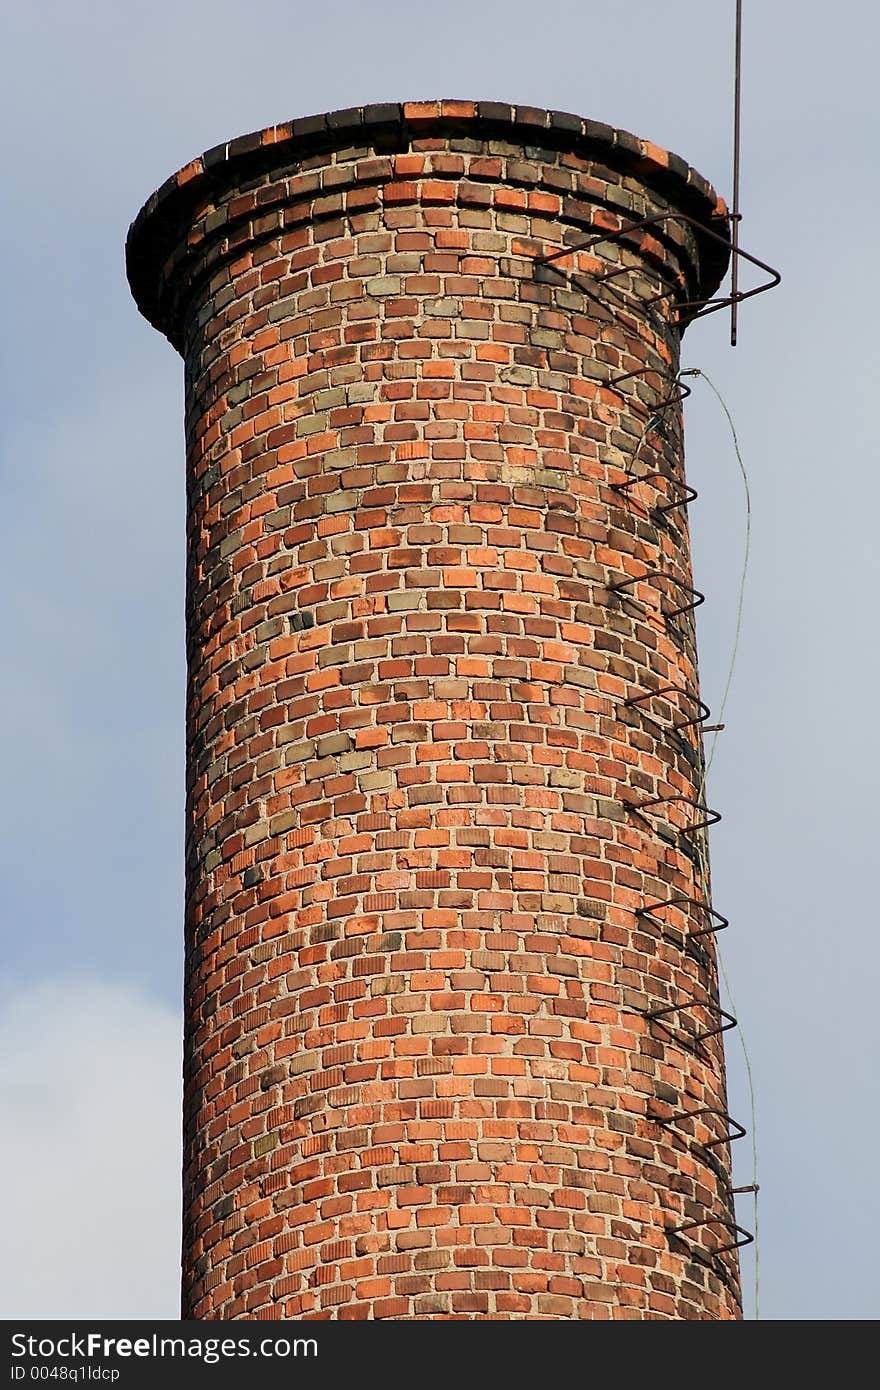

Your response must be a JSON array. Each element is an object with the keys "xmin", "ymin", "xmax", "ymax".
[{"xmin": 128, "ymin": 101, "xmax": 738, "ymax": 1324}]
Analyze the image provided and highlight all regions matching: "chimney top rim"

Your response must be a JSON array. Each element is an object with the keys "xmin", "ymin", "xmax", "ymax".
[{"xmin": 126, "ymin": 100, "xmax": 730, "ymax": 345}]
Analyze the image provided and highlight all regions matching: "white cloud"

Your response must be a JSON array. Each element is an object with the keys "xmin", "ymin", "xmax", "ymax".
[{"xmin": 0, "ymin": 979, "xmax": 181, "ymax": 1318}]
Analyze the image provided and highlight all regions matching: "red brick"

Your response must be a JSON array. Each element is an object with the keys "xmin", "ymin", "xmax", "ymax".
[{"xmin": 128, "ymin": 102, "xmax": 739, "ymax": 1324}]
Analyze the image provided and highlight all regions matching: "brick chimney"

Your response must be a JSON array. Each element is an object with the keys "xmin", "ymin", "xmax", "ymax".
[{"xmin": 127, "ymin": 100, "xmax": 740, "ymax": 1320}]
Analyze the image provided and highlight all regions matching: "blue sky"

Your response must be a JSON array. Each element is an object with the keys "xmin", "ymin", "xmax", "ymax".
[{"xmin": 2, "ymin": 0, "xmax": 877, "ymax": 1319}]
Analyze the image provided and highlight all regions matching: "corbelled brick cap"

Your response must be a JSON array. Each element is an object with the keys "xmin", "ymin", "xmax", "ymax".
[{"xmin": 127, "ymin": 99, "xmax": 730, "ymax": 349}]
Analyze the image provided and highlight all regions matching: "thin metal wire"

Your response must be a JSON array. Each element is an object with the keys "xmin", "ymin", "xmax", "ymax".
[
  {"xmin": 689, "ymin": 367, "xmax": 761, "ymax": 1320},
  {"xmin": 732, "ymin": 0, "xmax": 744, "ymax": 345}
]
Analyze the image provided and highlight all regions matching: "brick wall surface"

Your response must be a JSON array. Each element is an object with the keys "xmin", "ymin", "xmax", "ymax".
[{"xmin": 128, "ymin": 101, "xmax": 741, "ymax": 1320}]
